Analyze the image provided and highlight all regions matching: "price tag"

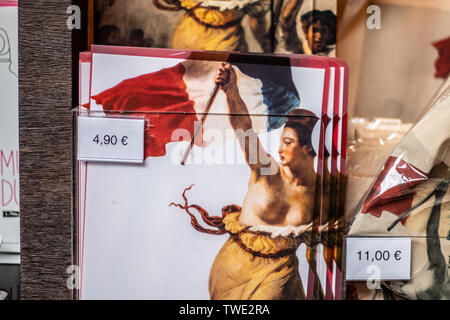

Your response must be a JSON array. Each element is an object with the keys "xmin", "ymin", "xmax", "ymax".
[
  {"xmin": 345, "ymin": 237, "xmax": 411, "ymax": 281},
  {"xmin": 77, "ymin": 116, "xmax": 145, "ymax": 163}
]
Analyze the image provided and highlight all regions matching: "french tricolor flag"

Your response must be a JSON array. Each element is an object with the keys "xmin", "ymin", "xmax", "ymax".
[{"xmin": 87, "ymin": 57, "xmax": 300, "ymax": 159}]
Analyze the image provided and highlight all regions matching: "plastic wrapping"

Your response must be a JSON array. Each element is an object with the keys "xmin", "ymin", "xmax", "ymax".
[
  {"xmin": 345, "ymin": 117, "xmax": 413, "ymax": 226},
  {"xmin": 346, "ymin": 79, "xmax": 450, "ymax": 300}
]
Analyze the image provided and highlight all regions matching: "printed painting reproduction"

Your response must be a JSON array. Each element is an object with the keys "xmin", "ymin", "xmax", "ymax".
[
  {"xmin": 76, "ymin": 46, "xmax": 348, "ymax": 299},
  {"xmin": 273, "ymin": 0, "xmax": 337, "ymax": 56},
  {"xmin": 93, "ymin": 0, "xmax": 336, "ymax": 56},
  {"xmin": 94, "ymin": 0, "xmax": 272, "ymax": 52}
]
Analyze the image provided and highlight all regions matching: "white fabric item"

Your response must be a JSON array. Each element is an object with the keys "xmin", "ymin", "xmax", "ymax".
[
  {"xmin": 199, "ymin": 0, "xmax": 259, "ymax": 11},
  {"xmin": 249, "ymin": 222, "xmax": 313, "ymax": 239}
]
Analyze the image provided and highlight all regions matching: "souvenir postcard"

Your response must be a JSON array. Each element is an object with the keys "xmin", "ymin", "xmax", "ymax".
[
  {"xmin": 314, "ymin": 57, "xmax": 348, "ymax": 300},
  {"xmin": 330, "ymin": 58, "xmax": 348, "ymax": 300},
  {"xmin": 76, "ymin": 46, "xmax": 338, "ymax": 299},
  {"xmin": 316, "ymin": 59, "xmax": 338, "ymax": 300},
  {"xmin": 77, "ymin": 51, "xmax": 92, "ymax": 272},
  {"xmin": 0, "ymin": 0, "xmax": 19, "ymax": 256}
]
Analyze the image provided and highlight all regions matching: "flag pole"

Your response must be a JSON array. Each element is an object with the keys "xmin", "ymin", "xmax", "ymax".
[{"xmin": 180, "ymin": 83, "xmax": 220, "ymax": 165}]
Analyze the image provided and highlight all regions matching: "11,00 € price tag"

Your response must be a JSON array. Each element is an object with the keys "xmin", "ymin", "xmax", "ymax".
[
  {"xmin": 77, "ymin": 116, "xmax": 145, "ymax": 163},
  {"xmin": 345, "ymin": 237, "xmax": 411, "ymax": 281}
]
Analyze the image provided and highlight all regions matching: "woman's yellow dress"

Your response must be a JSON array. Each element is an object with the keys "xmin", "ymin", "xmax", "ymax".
[{"xmin": 209, "ymin": 211, "xmax": 307, "ymax": 300}]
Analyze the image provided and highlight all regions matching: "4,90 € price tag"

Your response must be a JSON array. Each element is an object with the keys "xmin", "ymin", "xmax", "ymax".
[
  {"xmin": 345, "ymin": 237, "xmax": 411, "ymax": 281},
  {"xmin": 77, "ymin": 116, "xmax": 145, "ymax": 163}
]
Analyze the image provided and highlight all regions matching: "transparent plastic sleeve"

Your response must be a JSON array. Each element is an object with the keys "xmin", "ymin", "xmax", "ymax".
[{"xmin": 345, "ymin": 79, "xmax": 450, "ymax": 300}]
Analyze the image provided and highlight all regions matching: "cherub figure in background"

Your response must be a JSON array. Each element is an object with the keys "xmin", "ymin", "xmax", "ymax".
[{"xmin": 154, "ymin": 0, "xmax": 272, "ymax": 52}]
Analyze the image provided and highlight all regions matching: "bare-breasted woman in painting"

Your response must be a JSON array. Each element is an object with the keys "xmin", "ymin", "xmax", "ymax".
[{"xmin": 172, "ymin": 64, "xmax": 322, "ymax": 299}]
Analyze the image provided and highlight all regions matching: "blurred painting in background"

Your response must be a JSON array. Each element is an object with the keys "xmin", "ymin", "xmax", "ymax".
[
  {"xmin": 94, "ymin": 0, "xmax": 272, "ymax": 52},
  {"xmin": 274, "ymin": 0, "xmax": 336, "ymax": 56},
  {"xmin": 93, "ymin": 0, "xmax": 336, "ymax": 56}
]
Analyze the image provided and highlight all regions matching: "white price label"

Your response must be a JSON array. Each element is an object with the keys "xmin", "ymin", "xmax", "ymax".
[
  {"xmin": 77, "ymin": 116, "xmax": 145, "ymax": 163},
  {"xmin": 345, "ymin": 237, "xmax": 411, "ymax": 281}
]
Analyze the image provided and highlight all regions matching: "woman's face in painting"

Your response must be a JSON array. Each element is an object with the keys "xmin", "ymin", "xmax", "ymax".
[{"xmin": 278, "ymin": 127, "xmax": 302, "ymax": 167}]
